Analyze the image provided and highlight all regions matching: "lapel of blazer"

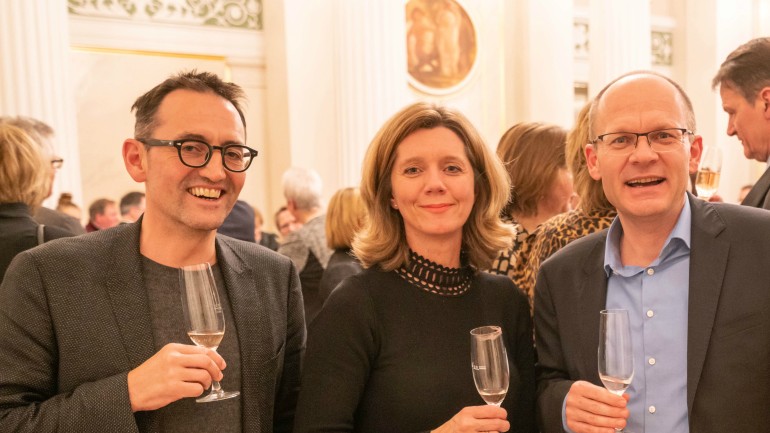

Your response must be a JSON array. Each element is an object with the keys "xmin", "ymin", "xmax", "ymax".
[
  {"xmin": 215, "ymin": 236, "xmax": 264, "ymax": 431},
  {"xmin": 741, "ymin": 166, "xmax": 770, "ymax": 208},
  {"xmin": 104, "ymin": 221, "xmax": 156, "ymax": 369},
  {"xmin": 577, "ymin": 232, "xmax": 610, "ymax": 383},
  {"xmin": 685, "ymin": 195, "xmax": 729, "ymax": 412}
]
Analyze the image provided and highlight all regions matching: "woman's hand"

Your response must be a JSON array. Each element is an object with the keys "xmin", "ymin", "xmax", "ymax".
[{"xmin": 431, "ymin": 405, "xmax": 509, "ymax": 433}]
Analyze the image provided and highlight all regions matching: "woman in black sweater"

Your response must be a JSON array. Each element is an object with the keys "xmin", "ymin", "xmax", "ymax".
[{"xmin": 294, "ymin": 103, "xmax": 536, "ymax": 433}]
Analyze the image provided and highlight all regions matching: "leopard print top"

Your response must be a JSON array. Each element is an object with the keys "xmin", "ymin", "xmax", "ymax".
[
  {"xmin": 523, "ymin": 208, "xmax": 617, "ymax": 310},
  {"xmin": 488, "ymin": 215, "xmax": 535, "ymax": 310},
  {"xmin": 488, "ymin": 209, "xmax": 617, "ymax": 316}
]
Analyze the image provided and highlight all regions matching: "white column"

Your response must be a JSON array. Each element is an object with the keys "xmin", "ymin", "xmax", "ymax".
[
  {"xmin": 504, "ymin": 0, "xmax": 574, "ymax": 127},
  {"xmin": 0, "ymin": 0, "xmax": 83, "ymax": 207},
  {"xmin": 334, "ymin": 0, "xmax": 410, "ymax": 188},
  {"xmin": 588, "ymin": 0, "xmax": 652, "ymax": 96}
]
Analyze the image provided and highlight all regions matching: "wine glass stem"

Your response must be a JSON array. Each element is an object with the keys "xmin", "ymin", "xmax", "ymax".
[{"xmin": 211, "ymin": 380, "xmax": 223, "ymax": 394}]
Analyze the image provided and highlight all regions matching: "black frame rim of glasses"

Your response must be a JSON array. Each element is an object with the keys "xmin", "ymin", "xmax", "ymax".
[{"xmin": 137, "ymin": 138, "xmax": 258, "ymax": 172}]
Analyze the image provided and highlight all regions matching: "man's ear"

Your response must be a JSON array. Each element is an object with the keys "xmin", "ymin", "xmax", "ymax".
[
  {"xmin": 688, "ymin": 135, "xmax": 704, "ymax": 174},
  {"xmin": 123, "ymin": 139, "xmax": 148, "ymax": 182},
  {"xmin": 760, "ymin": 87, "xmax": 770, "ymax": 119},
  {"xmin": 585, "ymin": 143, "xmax": 602, "ymax": 181}
]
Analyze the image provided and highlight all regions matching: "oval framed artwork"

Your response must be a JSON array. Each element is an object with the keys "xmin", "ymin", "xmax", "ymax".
[{"xmin": 406, "ymin": 0, "xmax": 478, "ymax": 95}]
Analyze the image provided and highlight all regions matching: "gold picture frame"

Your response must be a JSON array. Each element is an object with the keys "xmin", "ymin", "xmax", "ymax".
[{"xmin": 406, "ymin": 0, "xmax": 478, "ymax": 95}]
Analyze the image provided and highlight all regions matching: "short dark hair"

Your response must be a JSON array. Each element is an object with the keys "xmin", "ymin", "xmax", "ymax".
[
  {"xmin": 89, "ymin": 198, "xmax": 116, "ymax": 221},
  {"xmin": 712, "ymin": 37, "xmax": 770, "ymax": 102},
  {"xmin": 131, "ymin": 70, "xmax": 247, "ymax": 139},
  {"xmin": 119, "ymin": 191, "xmax": 145, "ymax": 215}
]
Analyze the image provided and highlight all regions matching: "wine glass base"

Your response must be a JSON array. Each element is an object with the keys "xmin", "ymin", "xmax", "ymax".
[{"xmin": 196, "ymin": 390, "xmax": 240, "ymax": 403}]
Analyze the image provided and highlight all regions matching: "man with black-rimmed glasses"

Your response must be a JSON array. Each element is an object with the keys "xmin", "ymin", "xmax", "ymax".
[{"xmin": 0, "ymin": 71, "xmax": 305, "ymax": 433}]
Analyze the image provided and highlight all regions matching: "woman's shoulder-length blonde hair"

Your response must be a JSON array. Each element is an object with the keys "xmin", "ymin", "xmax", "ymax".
[
  {"xmin": 0, "ymin": 124, "xmax": 50, "ymax": 209},
  {"xmin": 352, "ymin": 102, "xmax": 513, "ymax": 271},
  {"xmin": 326, "ymin": 187, "xmax": 367, "ymax": 250}
]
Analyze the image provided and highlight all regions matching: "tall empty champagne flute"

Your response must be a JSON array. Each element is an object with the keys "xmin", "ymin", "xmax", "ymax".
[
  {"xmin": 695, "ymin": 146, "xmax": 723, "ymax": 199},
  {"xmin": 598, "ymin": 309, "xmax": 634, "ymax": 432},
  {"xmin": 179, "ymin": 263, "xmax": 240, "ymax": 403},
  {"xmin": 470, "ymin": 326, "xmax": 509, "ymax": 407}
]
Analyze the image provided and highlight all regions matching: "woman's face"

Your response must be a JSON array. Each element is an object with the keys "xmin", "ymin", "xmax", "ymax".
[
  {"xmin": 540, "ymin": 168, "xmax": 575, "ymax": 216},
  {"xmin": 390, "ymin": 127, "xmax": 475, "ymax": 249}
]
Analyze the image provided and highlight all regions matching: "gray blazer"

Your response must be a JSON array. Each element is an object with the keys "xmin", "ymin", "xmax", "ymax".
[
  {"xmin": 0, "ymin": 221, "xmax": 305, "ymax": 432},
  {"xmin": 535, "ymin": 194, "xmax": 770, "ymax": 432},
  {"xmin": 741, "ymin": 166, "xmax": 770, "ymax": 210}
]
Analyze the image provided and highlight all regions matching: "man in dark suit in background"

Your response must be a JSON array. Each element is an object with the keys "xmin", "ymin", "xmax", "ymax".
[
  {"xmin": 0, "ymin": 71, "xmax": 305, "ymax": 432},
  {"xmin": 535, "ymin": 71, "xmax": 770, "ymax": 432},
  {"xmin": 713, "ymin": 37, "xmax": 770, "ymax": 209}
]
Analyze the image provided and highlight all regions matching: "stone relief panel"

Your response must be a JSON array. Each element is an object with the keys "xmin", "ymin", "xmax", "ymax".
[
  {"xmin": 68, "ymin": 0, "xmax": 262, "ymax": 30},
  {"xmin": 572, "ymin": 22, "xmax": 673, "ymax": 67},
  {"xmin": 651, "ymin": 31, "xmax": 673, "ymax": 66}
]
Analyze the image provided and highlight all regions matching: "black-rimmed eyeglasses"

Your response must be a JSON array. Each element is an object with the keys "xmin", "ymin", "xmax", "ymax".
[
  {"xmin": 591, "ymin": 128, "xmax": 693, "ymax": 156},
  {"xmin": 138, "ymin": 138, "xmax": 258, "ymax": 173}
]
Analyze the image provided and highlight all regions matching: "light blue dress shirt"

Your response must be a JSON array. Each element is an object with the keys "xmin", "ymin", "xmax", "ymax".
[
  {"xmin": 562, "ymin": 197, "xmax": 691, "ymax": 433},
  {"xmin": 604, "ymin": 198, "xmax": 691, "ymax": 432}
]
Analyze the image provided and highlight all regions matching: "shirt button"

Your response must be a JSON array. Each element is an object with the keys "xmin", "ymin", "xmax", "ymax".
[
  {"xmin": 649, "ymin": 405, "xmax": 656, "ymax": 414},
  {"xmin": 646, "ymin": 268, "xmax": 655, "ymax": 276},
  {"xmin": 646, "ymin": 309, "xmax": 654, "ymax": 318},
  {"xmin": 648, "ymin": 357, "xmax": 656, "ymax": 365}
]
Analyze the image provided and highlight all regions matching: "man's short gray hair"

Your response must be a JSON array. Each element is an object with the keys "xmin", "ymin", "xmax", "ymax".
[{"xmin": 282, "ymin": 167, "xmax": 323, "ymax": 211}]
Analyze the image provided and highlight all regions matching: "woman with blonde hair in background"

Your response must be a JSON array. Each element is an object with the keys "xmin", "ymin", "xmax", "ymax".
[
  {"xmin": 317, "ymin": 187, "xmax": 366, "ymax": 305},
  {"xmin": 0, "ymin": 124, "xmax": 72, "ymax": 280},
  {"xmin": 488, "ymin": 122, "xmax": 573, "ymax": 310},
  {"xmin": 294, "ymin": 102, "xmax": 536, "ymax": 433}
]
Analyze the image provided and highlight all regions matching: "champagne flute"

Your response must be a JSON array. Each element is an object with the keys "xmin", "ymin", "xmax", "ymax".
[
  {"xmin": 470, "ymin": 326, "xmax": 509, "ymax": 407},
  {"xmin": 598, "ymin": 309, "xmax": 634, "ymax": 432},
  {"xmin": 695, "ymin": 146, "xmax": 723, "ymax": 199},
  {"xmin": 179, "ymin": 263, "xmax": 240, "ymax": 403}
]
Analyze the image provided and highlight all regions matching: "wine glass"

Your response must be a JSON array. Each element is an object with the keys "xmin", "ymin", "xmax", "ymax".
[
  {"xmin": 470, "ymin": 325, "xmax": 509, "ymax": 407},
  {"xmin": 695, "ymin": 146, "xmax": 723, "ymax": 199},
  {"xmin": 598, "ymin": 309, "xmax": 634, "ymax": 432},
  {"xmin": 179, "ymin": 263, "xmax": 240, "ymax": 403}
]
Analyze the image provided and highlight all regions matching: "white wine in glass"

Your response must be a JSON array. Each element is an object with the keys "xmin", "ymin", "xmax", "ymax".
[
  {"xmin": 695, "ymin": 146, "xmax": 723, "ymax": 200},
  {"xmin": 179, "ymin": 263, "xmax": 240, "ymax": 403},
  {"xmin": 470, "ymin": 326, "xmax": 509, "ymax": 407},
  {"xmin": 598, "ymin": 309, "xmax": 634, "ymax": 432}
]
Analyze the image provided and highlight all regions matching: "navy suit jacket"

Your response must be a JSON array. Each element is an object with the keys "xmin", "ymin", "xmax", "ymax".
[{"xmin": 535, "ymin": 194, "xmax": 770, "ymax": 432}]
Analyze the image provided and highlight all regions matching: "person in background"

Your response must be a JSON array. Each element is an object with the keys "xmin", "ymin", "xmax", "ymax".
[
  {"xmin": 0, "ymin": 70, "xmax": 304, "ymax": 432},
  {"xmin": 294, "ymin": 102, "xmax": 536, "ymax": 433},
  {"xmin": 0, "ymin": 116, "xmax": 85, "ymax": 235},
  {"xmin": 522, "ymin": 102, "xmax": 617, "ymax": 314},
  {"xmin": 274, "ymin": 206, "xmax": 300, "ymax": 241},
  {"xmin": 254, "ymin": 206, "xmax": 279, "ymax": 251},
  {"xmin": 535, "ymin": 70, "xmax": 770, "ymax": 433},
  {"xmin": 737, "ymin": 183, "xmax": 753, "ymax": 203},
  {"xmin": 488, "ymin": 122, "xmax": 573, "ymax": 308},
  {"xmin": 278, "ymin": 167, "xmax": 333, "ymax": 325},
  {"xmin": 217, "ymin": 199, "xmax": 256, "ymax": 242},
  {"xmin": 85, "ymin": 197, "xmax": 121, "ymax": 232},
  {"xmin": 0, "ymin": 124, "xmax": 73, "ymax": 280},
  {"xmin": 713, "ymin": 37, "xmax": 770, "ymax": 209},
  {"xmin": 317, "ymin": 187, "xmax": 366, "ymax": 305},
  {"xmin": 119, "ymin": 191, "xmax": 146, "ymax": 223},
  {"xmin": 56, "ymin": 192, "xmax": 83, "ymax": 222}
]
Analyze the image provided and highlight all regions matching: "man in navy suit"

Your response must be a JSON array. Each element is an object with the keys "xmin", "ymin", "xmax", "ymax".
[{"xmin": 535, "ymin": 71, "xmax": 770, "ymax": 432}]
